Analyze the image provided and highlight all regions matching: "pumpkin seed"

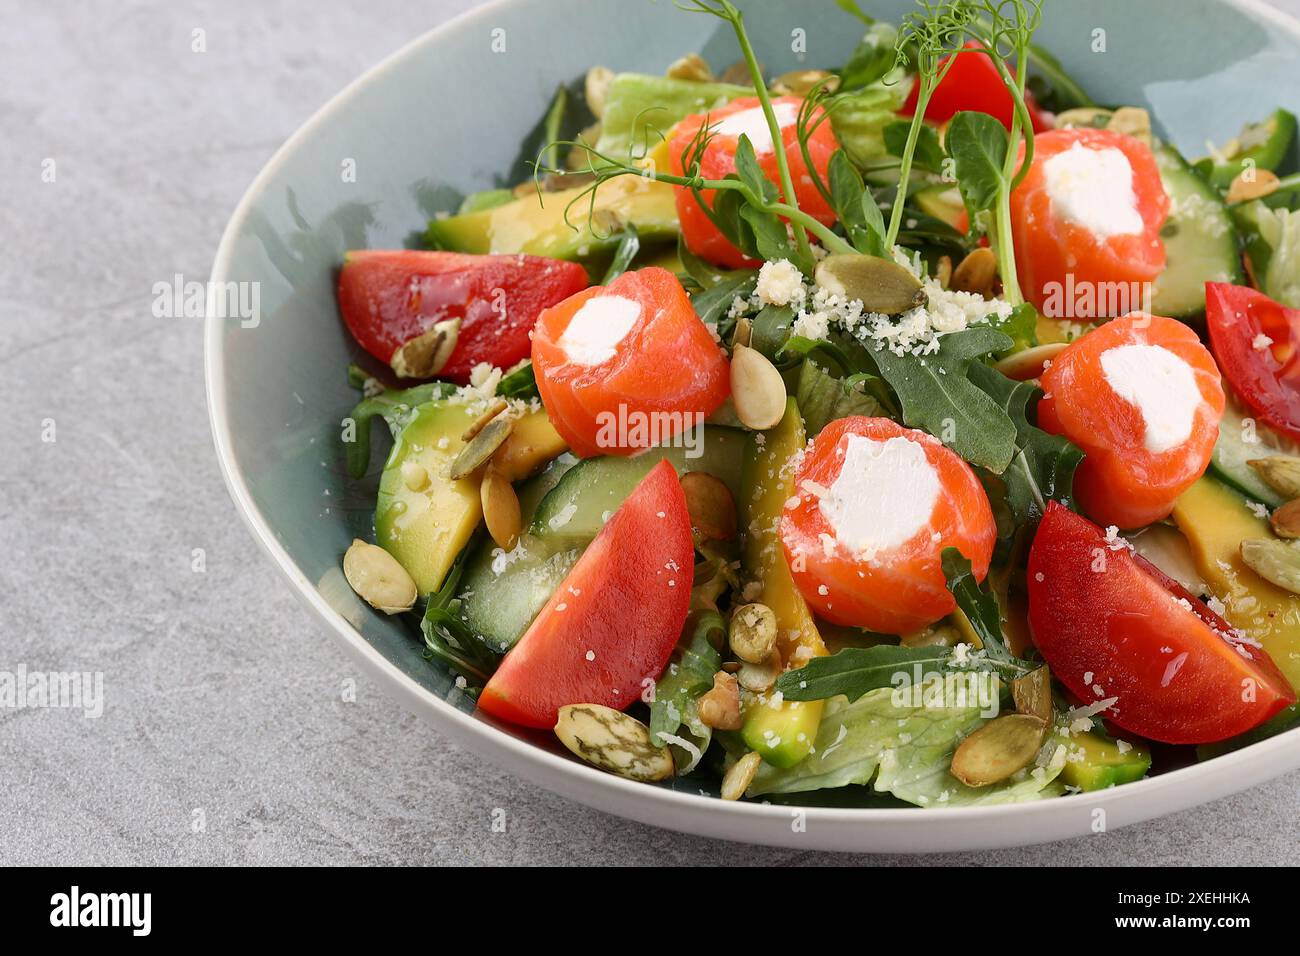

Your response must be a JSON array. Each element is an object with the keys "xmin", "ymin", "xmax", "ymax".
[
  {"xmin": 730, "ymin": 344, "xmax": 787, "ymax": 431},
  {"xmin": 462, "ymin": 398, "xmax": 509, "ymax": 441},
  {"xmin": 1271, "ymin": 500, "xmax": 1300, "ymax": 539},
  {"xmin": 481, "ymin": 468, "xmax": 522, "ymax": 550},
  {"xmin": 721, "ymin": 751, "xmax": 762, "ymax": 801},
  {"xmin": 935, "ymin": 255, "xmax": 953, "ymax": 290},
  {"xmin": 342, "ymin": 539, "xmax": 417, "ymax": 615},
  {"xmin": 1012, "ymin": 666, "xmax": 1053, "ymax": 727},
  {"xmin": 681, "ymin": 471, "xmax": 737, "ymax": 541},
  {"xmin": 697, "ymin": 671, "xmax": 743, "ymax": 730},
  {"xmin": 1227, "ymin": 168, "xmax": 1281, "ymax": 204},
  {"xmin": 718, "ymin": 59, "xmax": 759, "ymax": 87},
  {"xmin": 732, "ymin": 315, "xmax": 753, "ymax": 349},
  {"xmin": 389, "ymin": 318, "xmax": 460, "ymax": 379},
  {"xmin": 665, "ymin": 52, "xmax": 713, "ymax": 83},
  {"xmin": 1054, "ymin": 107, "xmax": 1114, "ymax": 130},
  {"xmin": 554, "ymin": 704, "xmax": 675, "ymax": 781},
  {"xmin": 1242, "ymin": 538, "xmax": 1300, "ymax": 594},
  {"xmin": 449, "ymin": 416, "xmax": 514, "ymax": 481},
  {"xmin": 584, "ymin": 66, "xmax": 615, "ymax": 119},
  {"xmin": 770, "ymin": 69, "xmax": 837, "ymax": 97},
  {"xmin": 994, "ymin": 342, "xmax": 1068, "ymax": 381},
  {"xmin": 736, "ymin": 649, "xmax": 782, "ymax": 692},
  {"xmin": 730, "ymin": 602, "xmax": 778, "ymax": 664},
  {"xmin": 1107, "ymin": 106, "xmax": 1152, "ymax": 145},
  {"xmin": 1249, "ymin": 456, "xmax": 1300, "ymax": 500},
  {"xmin": 949, "ymin": 247, "xmax": 998, "ymax": 298},
  {"xmin": 814, "ymin": 254, "xmax": 927, "ymax": 315},
  {"xmin": 950, "ymin": 713, "xmax": 1047, "ymax": 787}
]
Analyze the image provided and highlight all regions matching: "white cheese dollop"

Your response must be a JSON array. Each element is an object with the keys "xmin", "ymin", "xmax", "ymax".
[
  {"xmin": 711, "ymin": 101, "xmax": 800, "ymax": 154},
  {"xmin": 1100, "ymin": 343, "xmax": 1202, "ymax": 454},
  {"xmin": 557, "ymin": 294, "xmax": 641, "ymax": 365},
  {"xmin": 1042, "ymin": 143, "xmax": 1144, "ymax": 239},
  {"xmin": 819, "ymin": 434, "xmax": 940, "ymax": 560}
]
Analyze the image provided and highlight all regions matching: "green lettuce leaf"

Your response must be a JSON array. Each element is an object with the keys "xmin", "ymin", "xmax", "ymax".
[
  {"xmin": 592, "ymin": 73, "xmax": 748, "ymax": 163},
  {"xmin": 650, "ymin": 609, "xmax": 724, "ymax": 774},
  {"xmin": 748, "ymin": 678, "xmax": 1067, "ymax": 807}
]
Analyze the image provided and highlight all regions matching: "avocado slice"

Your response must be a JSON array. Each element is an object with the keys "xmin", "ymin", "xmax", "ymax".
[
  {"xmin": 1058, "ymin": 731, "xmax": 1151, "ymax": 791},
  {"xmin": 1201, "ymin": 108, "xmax": 1298, "ymax": 189},
  {"xmin": 1171, "ymin": 478, "xmax": 1300, "ymax": 714},
  {"xmin": 376, "ymin": 401, "xmax": 485, "ymax": 595},
  {"xmin": 426, "ymin": 177, "xmax": 679, "ymax": 263},
  {"xmin": 738, "ymin": 399, "xmax": 828, "ymax": 768}
]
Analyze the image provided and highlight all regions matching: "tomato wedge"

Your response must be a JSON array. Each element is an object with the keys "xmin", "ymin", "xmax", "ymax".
[
  {"xmin": 531, "ymin": 266, "xmax": 730, "ymax": 458},
  {"xmin": 1028, "ymin": 502, "xmax": 1295, "ymax": 744},
  {"xmin": 1206, "ymin": 282, "xmax": 1300, "ymax": 442},
  {"xmin": 779, "ymin": 417, "xmax": 996, "ymax": 635},
  {"xmin": 667, "ymin": 95, "xmax": 837, "ymax": 269},
  {"xmin": 900, "ymin": 42, "xmax": 1052, "ymax": 133},
  {"xmin": 1038, "ymin": 312, "xmax": 1224, "ymax": 529},
  {"xmin": 478, "ymin": 460, "xmax": 694, "ymax": 729},
  {"xmin": 1009, "ymin": 128, "xmax": 1169, "ymax": 318},
  {"xmin": 338, "ymin": 250, "xmax": 588, "ymax": 383}
]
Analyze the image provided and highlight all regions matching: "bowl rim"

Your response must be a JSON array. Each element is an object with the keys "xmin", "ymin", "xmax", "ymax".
[{"xmin": 206, "ymin": 0, "xmax": 1300, "ymax": 850}]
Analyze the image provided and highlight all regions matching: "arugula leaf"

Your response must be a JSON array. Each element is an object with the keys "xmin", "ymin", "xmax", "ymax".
[
  {"xmin": 988, "ymin": 302, "xmax": 1038, "ymax": 356},
  {"xmin": 677, "ymin": 233, "xmax": 748, "ymax": 290},
  {"xmin": 649, "ymin": 609, "xmax": 724, "ymax": 773},
  {"xmin": 946, "ymin": 110, "xmax": 1009, "ymax": 220},
  {"xmin": 941, "ymin": 547, "xmax": 1021, "ymax": 667},
  {"xmin": 828, "ymin": 150, "xmax": 887, "ymax": 257},
  {"xmin": 600, "ymin": 226, "xmax": 640, "ymax": 284},
  {"xmin": 968, "ymin": 361, "xmax": 1084, "ymax": 526},
  {"xmin": 421, "ymin": 543, "xmax": 500, "ymax": 688},
  {"xmin": 691, "ymin": 271, "xmax": 756, "ymax": 329},
  {"xmin": 750, "ymin": 304, "xmax": 797, "ymax": 364},
  {"xmin": 776, "ymin": 645, "xmax": 952, "ymax": 702},
  {"xmin": 884, "ymin": 120, "xmax": 946, "ymax": 172},
  {"xmin": 343, "ymin": 376, "xmax": 456, "ymax": 479},
  {"xmin": 865, "ymin": 326, "xmax": 1018, "ymax": 472},
  {"xmin": 793, "ymin": 359, "xmax": 884, "ymax": 436},
  {"xmin": 496, "ymin": 361, "xmax": 539, "ymax": 401}
]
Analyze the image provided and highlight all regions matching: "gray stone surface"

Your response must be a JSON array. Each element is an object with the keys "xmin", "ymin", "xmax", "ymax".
[{"xmin": 2, "ymin": 0, "xmax": 1298, "ymax": 866}]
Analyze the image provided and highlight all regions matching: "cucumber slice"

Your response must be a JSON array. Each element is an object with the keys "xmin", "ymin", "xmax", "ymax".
[
  {"xmin": 1210, "ymin": 399, "xmax": 1300, "ymax": 508},
  {"xmin": 531, "ymin": 427, "xmax": 748, "ymax": 544},
  {"xmin": 456, "ymin": 454, "xmax": 580, "ymax": 652},
  {"xmin": 459, "ymin": 537, "xmax": 581, "ymax": 653},
  {"xmin": 1150, "ymin": 143, "xmax": 1244, "ymax": 323}
]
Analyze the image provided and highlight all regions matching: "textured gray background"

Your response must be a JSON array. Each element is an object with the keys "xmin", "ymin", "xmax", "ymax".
[{"xmin": 2, "ymin": 0, "xmax": 1298, "ymax": 866}]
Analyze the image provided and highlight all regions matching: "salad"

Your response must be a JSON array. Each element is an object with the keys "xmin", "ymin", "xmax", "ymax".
[{"xmin": 333, "ymin": 0, "xmax": 1300, "ymax": 808}]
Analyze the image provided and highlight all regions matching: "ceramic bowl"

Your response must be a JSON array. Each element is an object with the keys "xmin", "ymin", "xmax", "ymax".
[{"xmin": 207, "ymin": 0, "xmax": 1300, "ymax": 851}]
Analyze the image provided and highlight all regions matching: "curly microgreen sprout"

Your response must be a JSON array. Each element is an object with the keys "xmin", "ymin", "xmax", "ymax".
[{"xmin": 888, "ymin": 0, "xmax": 1044, "ymax": 305}]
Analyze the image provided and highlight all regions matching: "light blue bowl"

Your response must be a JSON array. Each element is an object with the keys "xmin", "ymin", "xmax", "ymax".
[{"xmin": 208, "ymin": 0, "xmax": 1300, "ymax": 851}]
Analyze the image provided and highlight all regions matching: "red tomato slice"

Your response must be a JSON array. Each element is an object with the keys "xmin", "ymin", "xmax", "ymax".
[
  {"xmin": 1206, "ymin": 282, "xmax": 1300, "ymax": 442},
  {"xmin": 900, "ymin": 42, "xmax": 1052, "ymax": 133},
  {"xmin": 1038, "ymin": 312, "xmax": 1224, "ymax": 529},
  {"xmin": 531, "ymin": 267, "xmax": 730, "ymax": 458},
  {"xmin": 779, "ymin": 417, "xmax": 996, "ymax": 635},
  {"xmin": 1028, "ymin": 502, "xmax": 1295, "ymax": 744},
  {"xmin": 667, "ymin": 96, "xmax": 838, "ymax": 269},
  {"xmin": 337, "ymin": 250, "xmax": 589, "ymax": 383},
  {"xmin": 478, "ymin": 460, "xmax": 694, "ymax": 729},
  {"xmin": 1009, "ymin": 128, "xmax": 1169, "ymax": 318}
]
